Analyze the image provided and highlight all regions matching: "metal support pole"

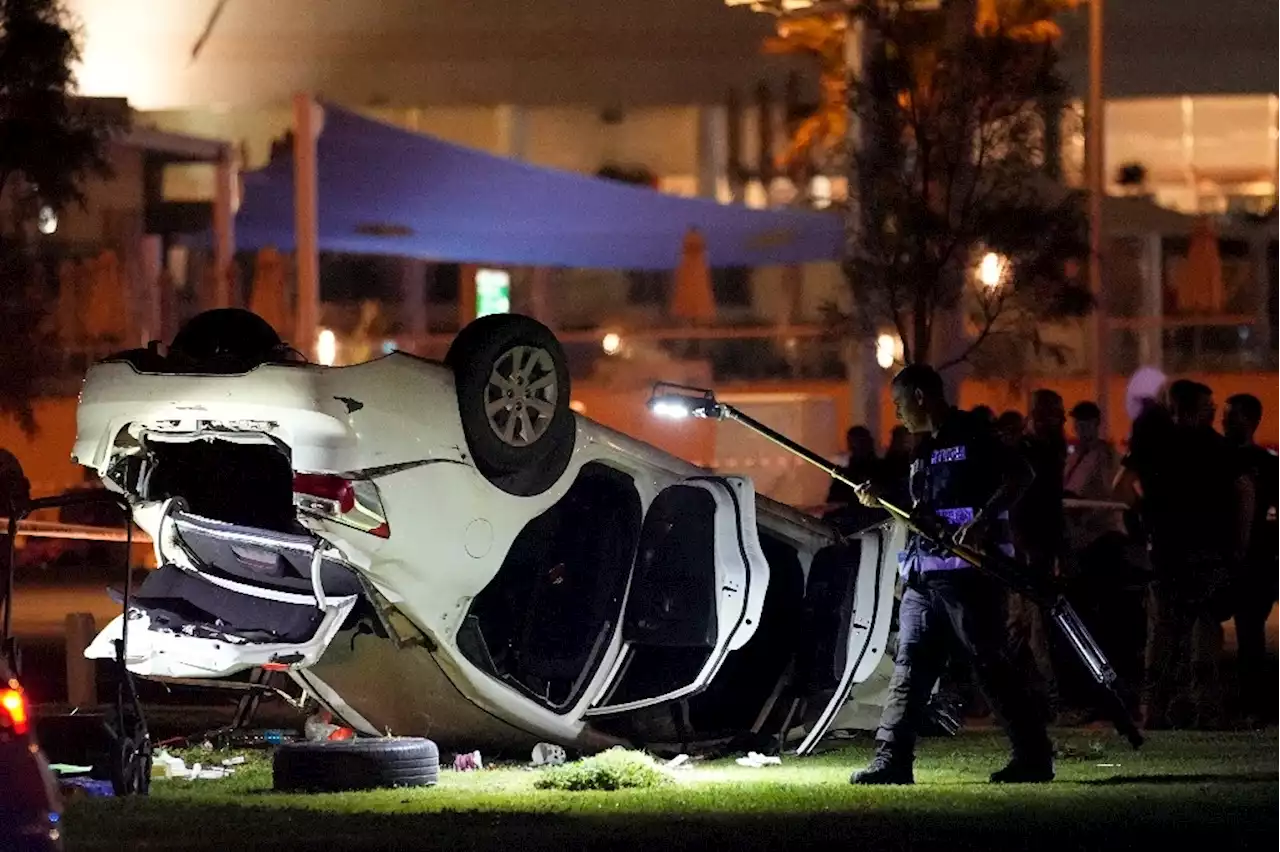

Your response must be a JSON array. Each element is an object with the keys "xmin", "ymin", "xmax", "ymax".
[
  {"xmin": 212, "ymin": 142, "xmax": 237, "ymax": 309},
  {"xmin": 1086, "ymin": 0, "xmax": 1109, "ymax": 436},
  {"xmin": 293, "ymin": 93, "xmax": 322, "ymax": 359},
  {"xmin": 843, "ymin": 8, "xmax": 883, "ymax": 440}
]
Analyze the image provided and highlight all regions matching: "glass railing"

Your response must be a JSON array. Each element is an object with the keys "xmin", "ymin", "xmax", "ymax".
[
  {"xmin": 42, "ymin": 312, "xmax": 1277, "ymax": 398},
  {"xmin": 1108, "ymin": 315, "xmax": 1276, "ymax": 375},
  {"xmin": 396, "ymin": 325, "xmax": 848, "ymax": 383}
]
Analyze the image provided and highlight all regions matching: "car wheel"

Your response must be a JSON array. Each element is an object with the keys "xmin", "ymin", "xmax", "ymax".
[
  {"xmin": 272, "ymin": 737, "xmax": 440, "ymax": 793},
  {"xmin": 168, "ymin": 308, "xmax": 294, "ymax": 372},
  {"xmin": 446, "ymin": 313, "xmax": 575, "ymax": 496}
]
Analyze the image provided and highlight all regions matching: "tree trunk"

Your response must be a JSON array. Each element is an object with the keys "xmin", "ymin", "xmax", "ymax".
[{"xmin": 912, "ymin": 295, "xmax": 931, "ymax": 365}]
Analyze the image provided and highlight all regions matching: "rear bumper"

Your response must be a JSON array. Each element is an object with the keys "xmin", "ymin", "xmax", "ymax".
[{"xmin": 72, "ymin": 361, "xmax": 357, "ymax": 474}]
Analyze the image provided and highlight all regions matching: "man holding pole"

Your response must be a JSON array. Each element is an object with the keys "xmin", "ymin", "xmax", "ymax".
[{"xmin": 850, "ymin": 364, "xmax": 1054, "ymax": 785}]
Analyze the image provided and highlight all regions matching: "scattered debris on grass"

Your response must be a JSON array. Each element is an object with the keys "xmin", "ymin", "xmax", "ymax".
[
  {"xmin": 1055, "ymin": 738, "xmax": 1107, "ymax": 761},
  {"xmin": 533, "ymin": 748, "xmax": 671, "ymax": 791},
  {"xmin": 531, "ymin": 742, "xmax": 567, "ymax": 767},
  {"xmin": 734, "ymin": 752, "xmax": 783, "ymax": 768}
]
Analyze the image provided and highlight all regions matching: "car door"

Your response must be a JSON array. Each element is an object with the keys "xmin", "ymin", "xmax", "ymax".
[
  {"xmin": 584, "ymin": 476, "xmax": 770, "ymax": 716},
  {"xmin": 792, "ymin": 517, "xmax": 904, "ymax": 755},
  {"xmin": 85, "ymin": 498, "xmax": 361, "ymax": 679}
]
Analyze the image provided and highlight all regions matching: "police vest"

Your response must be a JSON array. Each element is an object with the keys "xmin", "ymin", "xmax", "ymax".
[{"xmin": 900, "ymin": 411, "xmax": 1013, "ymax": 576}]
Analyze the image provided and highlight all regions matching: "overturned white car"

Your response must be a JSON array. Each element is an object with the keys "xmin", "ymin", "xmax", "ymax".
[{"xmin": 77, "ymin": 310, "xmax": 902, "ymax": 755}]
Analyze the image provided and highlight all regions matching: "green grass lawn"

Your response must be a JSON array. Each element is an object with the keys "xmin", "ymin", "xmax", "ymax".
[{"xmin": 63, "ymin": 729, "xmax": 1278, "ymax": 851}]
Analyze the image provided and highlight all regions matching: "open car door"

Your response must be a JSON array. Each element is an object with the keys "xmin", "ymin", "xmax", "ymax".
[
  {"xmin": 792, "ymin": 518, "xmax": 904, "ymax": 755},
  {"xmin": 584, "ymin": 476, "xmax": 769, "ymax": 716},
  {"xmin": 85, "ymin": 499, "xmax": 361, "ymax": 679}
]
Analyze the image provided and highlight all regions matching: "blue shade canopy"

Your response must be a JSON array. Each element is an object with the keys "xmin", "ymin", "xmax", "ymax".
[{"xmin": 231, "ymin": 105, "xmax": 843, "ymax": 270}]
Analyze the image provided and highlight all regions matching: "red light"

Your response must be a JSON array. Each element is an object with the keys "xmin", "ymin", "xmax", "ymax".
[
  {"xmin": 293, "ymin": 473, "xmax": 356, "ymax": 514},
  {"xmin": 2, "ymin": 687, "xmax": 30, "ymax": 736}
]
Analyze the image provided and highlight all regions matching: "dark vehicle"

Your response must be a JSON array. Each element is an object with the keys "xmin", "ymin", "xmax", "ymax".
[{"xmin": 1, "ymin": 660, "xmax": 64, "ymax": 852}]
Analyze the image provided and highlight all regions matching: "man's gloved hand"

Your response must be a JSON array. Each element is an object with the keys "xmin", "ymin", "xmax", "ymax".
[
  {"xmin": 953, "ymin": 513, "xmax": 991, "ymax": 549},
  {"xmin": 853, "ymin": 481, "xmax": 883, "ymax": 508},
  {"xmin": 907, "ymin": 502, "xmax": 943, "ymax": 537}
]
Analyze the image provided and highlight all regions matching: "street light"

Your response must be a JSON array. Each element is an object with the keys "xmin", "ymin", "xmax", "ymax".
[
  {"xmin": 602, "ymin": 332, "xmax": 622, "ymax": 355},
  {"xmin": 875, "ymin": 332, "xmax": 897, "ymax": 369},
  {"xmin": 316, "ymin": 329, "xmax": 337, "ymax": 367},
  {"xmin": 978, "ymin": 251, "xmax": 1005, "ymax": 290},
  {"xmin": 36, "ymin": 206, "xmax": 58, "ymax": 235}
]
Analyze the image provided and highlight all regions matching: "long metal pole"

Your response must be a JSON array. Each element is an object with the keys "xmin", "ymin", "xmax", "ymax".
[
  {"xmin": 714, "ymin": 399, "xmax": 1142, "ymax": 748},
  {"xmin": 1086, "ymin": 0, "xmax": 1109, "ymax": 437},
  {"xmin": 293, "ymin": 92, "xmax": 321, "ymax": 359}
]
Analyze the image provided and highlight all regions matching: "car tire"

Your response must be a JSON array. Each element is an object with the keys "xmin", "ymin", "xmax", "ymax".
[
  {"xmin": 445, "ymin": 313, "xmax": 575, "ymax": 496},
  {"xmin": 272, "ymin": 737, "xmax": 440, "ymax": 793},
  {"xmin": 168, "ymin": 308, "xmax": 294, "ymax": 373}
]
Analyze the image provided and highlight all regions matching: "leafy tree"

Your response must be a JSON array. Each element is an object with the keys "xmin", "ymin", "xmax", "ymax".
[
  {"xmin": 765, "ymin": 1, "xmax": 1091, "ymax": 371},
  {"xmin": 0, "ymin": 0, "xmax": 115, "ymax": 433}
]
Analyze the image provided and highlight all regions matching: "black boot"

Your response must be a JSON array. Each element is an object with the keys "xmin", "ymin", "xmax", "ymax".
[
  {"xmin": 989, "ymin": 755, "xmax": 1055, "ymax": 784},
  {"xmin": 850, "ymin": 742, "xmax": 914, "ymax": 785}
]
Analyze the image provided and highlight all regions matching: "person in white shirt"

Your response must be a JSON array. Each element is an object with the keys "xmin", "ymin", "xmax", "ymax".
[{"xmin": 1064, "ymin": 401, "xmax": 1121, "ymax": 551}]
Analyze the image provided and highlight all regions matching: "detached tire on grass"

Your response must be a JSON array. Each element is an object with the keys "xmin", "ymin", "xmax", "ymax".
[{"xmin": 272, "ymin": 737, "xmax": 439, "ymax": 793}]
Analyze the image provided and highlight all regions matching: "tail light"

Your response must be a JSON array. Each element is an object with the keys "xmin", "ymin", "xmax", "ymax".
[
  {"xmin": 2, "ymin": 680, "xmax": 31, "ymax": 736},
  {"xmin": 293, "ymin": 473, "xmax": 390, "ymax": 538}
]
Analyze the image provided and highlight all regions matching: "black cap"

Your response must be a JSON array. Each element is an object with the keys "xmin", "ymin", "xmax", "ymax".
[{"xmin": 1070, "ymin": 401, "xmax": 1101, "ymax": 420}]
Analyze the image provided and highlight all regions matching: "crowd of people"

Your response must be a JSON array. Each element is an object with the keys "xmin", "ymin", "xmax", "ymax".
[{"xmin": 824, "ymin": 381, "xmax": 1278, "ymax": 731}]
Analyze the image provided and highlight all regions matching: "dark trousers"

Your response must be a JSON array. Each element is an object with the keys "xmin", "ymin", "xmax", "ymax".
[
  {"xmin": 877, "ymin": 570, "xmax": 1052, "ymax": 761},
  {"xmin": 1144, "ymin": 554, "xmax": 1225, "ymax": 727},
  {"xmin": 1234, "ymin": 577, "xmax": 1277, "ymax": 720}
]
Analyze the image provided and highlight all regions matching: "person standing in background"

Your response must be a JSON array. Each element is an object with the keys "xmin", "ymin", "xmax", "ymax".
[
  {"xmin": 997, "ymin": 410, "xmax": 1025, "ymax": 448},
  {"xmin": 1222, "ymin": 393, "xmax": 1277, "ymax": 726},
  {"xmin": 878, "ymin": 425, "xmax": 914, "ymax": 508},
  {"xmin": 1064, "ymin": 401, "xmax": 1122, "ymax": 553},
  {"xmin": 824, "ymin": 426, "xmax": 886, "ymax": 532},
  {"xmin": 1008, "ymin": 390, "xmax": 1068, "ymax": 718},
  {"xmin": 971, "ymin": 405, "xmax": 997, "ymax": 432},
  {"xmin": 1115, "ymin": 380, "xmax": 1251, "ymax": 729}
]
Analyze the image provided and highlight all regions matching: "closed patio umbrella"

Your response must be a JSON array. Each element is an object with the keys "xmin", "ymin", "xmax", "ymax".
[
  {"xmin": 82, "ymin": 250, "xmax": 129, "ymax": 344},
  {"xmin": 56, "ymin": 259, "xmax": 84, "ymax": 347},
  {"xmin": 669, "ymin": 228, "xmax": 717, "ymax": 325},
  {"xmin": 249, "ymin": 247, "xmax": 292, "ymax": 340},
  {"xmin": 1178, "ymin": 216, "xmax": 1224, "ymax": 314}
]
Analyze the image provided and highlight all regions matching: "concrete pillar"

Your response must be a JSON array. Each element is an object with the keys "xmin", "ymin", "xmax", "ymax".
[
  {"xmin": 496, "ymin": 104, "xmax": 528, "ymax": 160},
  {"xmin": 293, "ymin": 93, "xmax": 322, "ymax": 358},
  {"xmin": 399, "ymin": 259, "xmax": 428, "ymax": 353},
  {"xmin": 65, "ymin": 613, "xmax": 97, "ymax": 708},
  {"xmin": 934, "ymin": 299, "xmax": 971, "ymax": 404},
  {"xmin": 1253, "ymin": 235, "xmax": 1273, "ymax": 359},
  {"xmin": 458, "ymin": 264, "xmax": 478, "ymax": 329},
  {"xmin": 212, "ymin": 142, "xmax": 237, "ymax": 309},
  {"xmin": 527, "ymin": 266, "xmax": 553, "ymax": 329},
  {"xmin": 1139, "ymin": 232, "xmax": 1164, "ymax": 368},
  {"xmin": 845, "ymin": 338, "xmax": 883, "ymax": 443},
  {"xmin": 696, "ymin": 106, "xmax": 728, "ymax": 200},
  {"xmin": 843, "ymin": 10, "xmax": 883, "ymax": 442},
  {"xmin": 139, "ymin": 235, "xmax": 163, "ymax": 344},
  {"xmin": 726, "ymin": 91, "xmax": 744, "ymax": 203}
]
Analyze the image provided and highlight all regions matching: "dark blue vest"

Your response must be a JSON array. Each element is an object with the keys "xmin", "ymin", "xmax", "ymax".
[{"xmin": 901, "ymin": 409, "xmax": 1014, "ymax": 577}]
